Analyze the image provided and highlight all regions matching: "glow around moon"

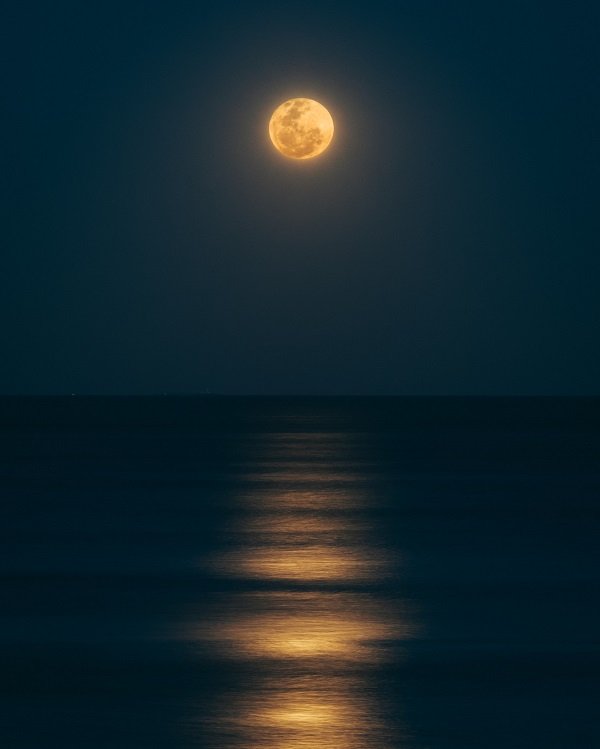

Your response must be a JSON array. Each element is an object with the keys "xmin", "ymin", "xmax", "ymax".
[{"xmin": 269, "ymin": 98, "xmax": 334, "ymax": 160}]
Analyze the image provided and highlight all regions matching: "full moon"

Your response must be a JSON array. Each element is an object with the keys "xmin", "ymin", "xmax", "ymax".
[{"xmin": 268, "ymin": 98, "xmax": 334, "ymax": 160}]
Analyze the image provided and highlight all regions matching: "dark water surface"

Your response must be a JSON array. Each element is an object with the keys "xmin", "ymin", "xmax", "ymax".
[{"xmin": 1, "ymin": 397, "xmax": 599, "ymax": 748}]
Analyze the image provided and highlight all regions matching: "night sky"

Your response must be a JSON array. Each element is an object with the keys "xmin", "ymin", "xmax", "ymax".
[{"xmin": 4, "ymin": 2, "xmax": 598, "ymax": 394}]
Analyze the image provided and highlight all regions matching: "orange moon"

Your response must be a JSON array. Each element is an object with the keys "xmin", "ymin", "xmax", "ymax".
[{"xmin": 268, "ymin": 98, "xmax": 334, "ymax": 160}]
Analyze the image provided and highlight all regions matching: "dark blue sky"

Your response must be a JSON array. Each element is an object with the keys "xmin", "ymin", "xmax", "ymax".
[{"xmin": 3, "ymin": 2, "xmax": 598, "ymax": 394}]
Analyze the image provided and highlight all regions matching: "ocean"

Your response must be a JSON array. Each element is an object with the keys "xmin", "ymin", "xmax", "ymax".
[{"xmin": 1, "ymin": 396, "xmax": 599, "ymax": 748}]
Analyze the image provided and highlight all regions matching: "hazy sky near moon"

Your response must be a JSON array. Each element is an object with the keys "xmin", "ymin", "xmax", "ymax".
[{"xmin": 2, "ymin": 2, "xmax": 599, "ymax": 394}]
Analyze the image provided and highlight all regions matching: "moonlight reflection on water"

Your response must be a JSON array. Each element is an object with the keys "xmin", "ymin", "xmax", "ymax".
[{"xmin": 179, "ymin": 432, "xmax": 415, "ymax": 748}]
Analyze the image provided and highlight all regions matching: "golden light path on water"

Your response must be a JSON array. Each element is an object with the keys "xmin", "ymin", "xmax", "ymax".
[
  {"xmin": 207, "ymin": 675, "xmax": 388, "ymax": 749},
  {"xmin": 184, "ymin": 591, "xmax": 408, "ymax": 662},
  {"xmin": 215, "ymin": 544, "xmax": 387, "ymax": 583},
  {"xmin": 179, "ymin": 432, "xmax": 416, "ymax": 748}
]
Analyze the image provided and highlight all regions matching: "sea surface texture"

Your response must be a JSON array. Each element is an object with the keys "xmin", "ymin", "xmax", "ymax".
[{"xmin": 1, "ymin": 397, "xmax": 599, "ymax": 748}]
